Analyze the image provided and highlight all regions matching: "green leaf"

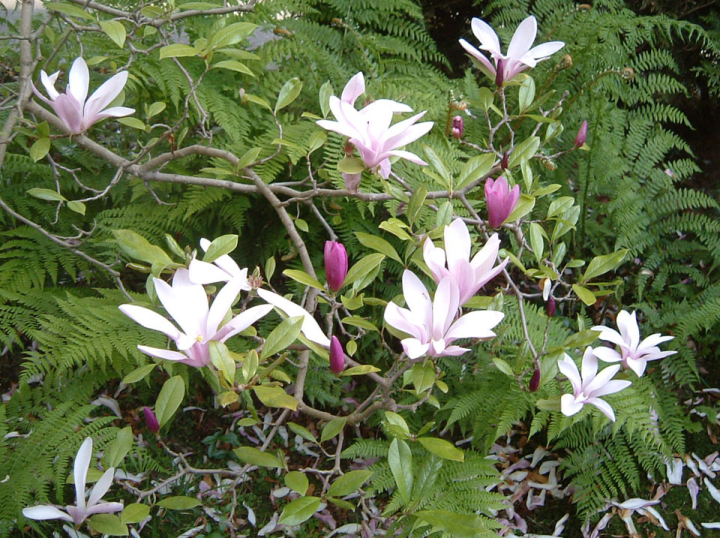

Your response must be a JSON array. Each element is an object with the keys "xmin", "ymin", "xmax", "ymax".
[
  {"xmin": 327, "ymin": 496, "xmax": 355, "ymax": 510},
  {"xmin": 388, "ymin": 438, "xmax": 413, "ymax": 505},
  {"xmin": 435, "ymin": 201, "xmax": 453, "ymax": 228},
  {"xmin": 261, "ymin": 316, "xmax": 304, "ymax": 360},
  {"xmin": 67, "ymin": 200, "xmax": 86, "ymax": 215},
  {"xmin": 155, "ymin": 376, "xmax": 185, "ymax": 428},
  {"xmin": 242, "ymin": 349, "xmax": 259, "ymax": 382},
  {"xmin": 492, "ymin": 358, "xmax": 514, "ymax": 376},
  {"xmin": 342, "ymin": 253, "xmax": 385, "ymax": 289},
  {"xmin": 213, "ymin": 60, "xmax": 255, "ymax": 76},
  {"xmin": 217, "ymin": 391, "xmax": 239, "ymax": 407},
  {"xmin": 415, "ymin": 510, "xmax": 495, "ymax": 537},
  {"xmin": 243, "ymin": 93, "xmax": 273, "ymax": 111},
  {"xmin": 87, "ymin": 514, "xmax": 128, "ymax": 536},
  {"xmin": 307, "ymin": 130, "xmax": 326, "ymax": 155},
  {"xmin": 275, "ymin": 78, "xmax": 303, "ymax": 113},
  {"xmin": 529, "ymin": 223, "xmax": 544, "ymax": 263},
  {"xmin": 285, "ymin": 471, "xmax": 309, "ymax": 495},
  {"xmin": 505, "ymin": 194, "xmax": 535, "ymax": 223},
  {"xmin": 44, "ymin": 2, "xmax": 95, "ymax": 20},
  {"xmin": 121, "ymin": 503, "xmax": 150, "ymax": 525},
  {"xmin": 477, "ymin": 87, "xmax": 494, "ymax": 110},
  {"xmin": 104, "ymin": 427, "xmax": 133, "ymax": 468},
  {"xmin": 337, "ymin": 157, "xmax": 365, "ymax": 174},
  {"xmin": 341, "ymin": 316, "xmax": 379, "ymax": 332},
  {"xmin": 508, "ymin": 136, "xmax": 540, "ymax": 168},
  {"xmin": 117, "ymin": 117, "xmax": 147, "ymax": 130},
  {"xmin": 122, "ymin": 363, "xmax": 157, "ymax": 384},
  {"xmin": 417, "ymin": 437, "xmax": 464, "ymax": 462},
  {"xmin": 563, "ymin": 329, "xmax": 601, "ymax": 350},
  {"xmin": 341, "ymin": 364, "xmax": 381, "ymax": 376},
  {"xmin": 278, "ymin": 496, "xmax": 321, "ymax": 526},
  {"xmin": 234, "ymin": 446, "xmax": 284, "ymax": 469},
  {"xmin": 159, "ymin": 44, "xmax": 199, "ymax": 59},
  {"xmin": 319, "ymin": 81, "xmax": 334, "ymax": 118},
  {"xmin": 29, "ymin": 138, "xmax": 51, "ymax": 162},
  {"xmin": 581, "ymin": 249, "xmax": 629, "ymax": 283},
  {"xmin": 100, "ymin": 21, "xmax": 126, "ymax": 48},
  {"xmin": 287, "ymin": 422, "xmax": 318, "ymax": 444},
  {"xmin": 355, "ymin": 232, "xmax": 402, "ymax": 264},
  {"xmin": 547, "ymin": 196, "xmax": 575, "ymax": 219},
  {"xmin": 411, "ymin": 362, "xmax": 435, "ymax": 394},
  {"xmin": 283, "ymin": 269, "xmax": 324, "ymax": 291},
  {"xmin": 157, "ymin": 496, "xmax": 202, "ymax": 510},
  {"xmin": 327, "ymin": 470, "xmax": 373, "ymax": 497},
  {"xmin": 518, "ymin": 76, "xmax": 536, "ymax": 112},
  {"xmin": 209, "ymin": 22, "xmax": 257, "ymax": 49},
  {"xmin": 456, "ymin": 153, "xmax": 496, "ymax": 190},
  {"xmin": 147, "ymin": 102, "xmax": 166, "ymax": 118},
  {"xmin": 572, "ymin": 284, "xmax": 597, "ymax": 306},
  {"xmin": 27, "ymin": 187, "xmax": 65, "ymax": 202},
  {"xmin": 253, "ymin": 385, "xmax": 298, "ymax": 411},
  {"xmin": 552, "ymin": 205, "xmax": 581, "ymax": 241},
  {"xmin": 209, "ymin": 341, "xmax": 236, "ymax": 385},
  {"xmin": 320, "ymin": 417, "xmax": 346, "ymax": 443},
  {"xmin": 536, "ymin": 396, "xmax": 562, "ymax": 412},
  {"xmin": 422, "ymin": 145, "xmax": 451, "ymax": 185},
  {"xmin": 113, "ymin": 229, "xmax": 173, "ymax": 265},
  {"xmin": 203, "ymin": 234, "xmax": 238, "ymax": 263}
]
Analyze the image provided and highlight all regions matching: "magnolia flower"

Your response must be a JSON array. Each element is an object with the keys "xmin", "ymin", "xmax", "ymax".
[
  {"xmin": 317, "ymin": 72, "xmax": 433, "ymax": 179},
  {"xmin": 383, "ymin": 270, "xmax": 504, "ymax": 359},
  {"xmin": 423, "ymin": 218, "xmax": 509, "ymax": 306},
  {"xmin": 485, "ymin": 176, "xmax": 520, "ymax": 228},
  {"xmin": 189, "ymin": 238, "xmax": 250, "ymax": 289},
  {"xmin": 257, "ymin": 289, "xmax": 331, "ymax": 347},
  {"xmin": 592, "ymin": 310, "xmax": 676, "ymax": 377},
  {"xmin": 32, "ymin": 56, "xmax": 134, "ymax": 134},
  {"xmin": 120, "ymin": 269, "xmax": 272, "ymax": 368},
  {"xmin": 143, "ymin": 407, "xmax": 160, "ymax": 434},
  {"xmin": 324, "ymin": 240, "xmax": 348, "ymax": 292},
  {"xmin": 558, "ymin": 348, "xmax": 632, "ymax": 422},
  {"xmin": 23, "ymin": 437, "xmax": 122, "ymax": 525},
  {"xmin": 575, "ymin": 120, "xmax": 588, "ymax": 148},
  {"xmin": 459, "ymin": 16, "xmax": 565, "ymax": 84}
]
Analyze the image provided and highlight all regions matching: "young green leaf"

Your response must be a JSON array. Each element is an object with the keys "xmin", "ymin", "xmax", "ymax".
[
  {"xmin": 417, "ymin": 437, "xmax": 464, "ymax": 462},
  {"xmin": 275, "ymin": 78, "xmax": 303, "ymax": 113},
  {"xmin": 278, "ymin": 496, "xmax": 321, "ymax": 526},
  {"xmin": 155, "ymin": 376, "xmax": 185, "ymax": 428},
  {"xmin": 100, "ymin": 21, "xmax": 126, "ymax": 48},
  {"xmin": 157, "ymin": 496, "xmax": 202, "ymax": 510},
  {"xmin": 234, "ymin": 446, "xmax": 285, "ymax": 469},
  {"xmin": 327, "ymin": 470, "xmax": 373, "ymax": 497},
  {"xmin": 388, "ymin": 438, "xmax": 413, "ymax": 505},
  {"xmin": 320, "ymin": 417, "xmax": 346, "ymax": 443},
  {"xmin": 261, "ymin": 315, "xmax": 304, "ymax": 360},
  {"xmin": 285, "ymin": 471, "xmax": 309, "ymax": 496}
]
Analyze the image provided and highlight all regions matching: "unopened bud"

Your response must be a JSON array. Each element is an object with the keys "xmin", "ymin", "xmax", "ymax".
[
  {"xmin": 143, "ymin": 407, "xmax": 160, "ymax": 433},
  {"xmin": 248, "ymin": 268, "xmax": 263, "ymax": 289},
  {"xmin": 501, "ymin": 151, "xmax": 509, "ymax": 170},
  {"xmin": 558, "ymin": 54, "xmax": 573, "ymax": 69},
  {"xmin": 495, "ymin": 59, "xmax": 505, "ymax": 88},
  {"xmin": 578, "ymin": 4, "xmax": 592, "ymax": 11},
  {"xmin": 574, "ymin": 120, "xmax": 588, "ymax": 148},
  {"xmin": 324, "ymin": 241, "xmax": 348, "ymax": 292},
  {"xmin": 547, "ymin": 296, "xmax": 556, "ymax": 317},
  {"xmin": 330, "ymin": 336, "xmax": 345, "ymax": 374},
  {"xmin": 621, "ymin": 67, "xmax": 635, "ymax": 80},
  {"xmin": 529, "ymin": 369, "xmax": 541, "ymax": 392},
  {"xmin": 541, "ymin": 158, "xmax": 557, "ymax": 171},
  {"xmin": 451, "ymin": 115, "xmax": 464, "ymax": 139}
]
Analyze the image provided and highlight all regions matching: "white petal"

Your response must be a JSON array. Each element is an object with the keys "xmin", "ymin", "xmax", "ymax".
[
  {"xmin": 587, "ymin": 398, "xmax": 616, "ymax": 422},
  {"xmin": 507, "ymin": 16, "xmax": 537, "ymax": 59},
  {"xmin": 90, "ymin": 106, "xmax": 135, "ymax": 122},
  {"xmin": 557, "ymin": 355, "xmax": 581, "ymax": 393},
  {"xmin": 402, "ymin": 338, "xmax": 430, "ymax": 359},
  {"xmin": 341, "ymin": 72, "xmax": 365, "ymax": 105},
  {"xmin": 41, "ymin": 70, "xmax": 61, "ymax": 100},
  {"xmin": 581, "ymin": 347, "xmax": 598, "ymax": 383},
  {"xmin": 88, "ymin": 468, "xmax": 114, "ymax": 507},
  {"xmin": 459, "ymin": 39, "xmax": 497, "ymax": 78},
  {"xmin": 119, "ymin": 304, "xmax": 181, "ymax": 340},
  {"xmin": 217, "ymin": 304, "xmax": 274, "ymax": 342},
  {"xmin": 68, "ymin": 57, "xmax": 89, "ymax": 107},
  {"xmin": 214, "ymin": 255, "xmax": 246, "ymax": 283},
  {"xmin": 85, "ymin": 502, "xmax": 124, "ymax": 516},
  {"xmin": 617, "ymin": 310, "xmax": 640, "ymax": 351},
  {"xmin": 705, "ymin": 477, "xmax": 720, "ymax": 505},
  {"xmin": 256, "ymin": 289, "xmax": 330, "ymax": 347},
  {"xmin": 189, "ymin": 259, "xmax": 231, "ymax": 285},
  {"xmin": 423, "ymin": 238, "xmax": 447, "ymax": 283},
  {"xmin": 384, "ymin": 302, "xmax": 425, "ymax": 342},
  {"xmin": 592, "ymin": 346, "xmax": 622, "ymax": 363},
  {"xmin": 84, "ymin": 71, "xmax": 129, "ymax": 123},
  {"xmin": 384, "ymin": 149, "xmax": 428, "ymax": 165},
  {"xmin": 525, "ymin": 41, "xmax": 565, "ymax": 62},
  {"xmin": 22, "ymin": 505, "xmax": 73, "ymax": 522},
  {"xmin": 590, "ymin": 379, "xmax": 632, "ymax": 398},
  {"xmin": 445, "ymin": 310, "xmax": 504, "ymax": 341},
  {"xmin": 73, "ymin": 438, "xmax": 93, "ymax": 510},
  {"xmin": 626, "ymin": 357, "xmax": 647, "ymax": 377},
  {"xmin": 432, "ymin": 278, "xmax": 459, "ymax": 340},
  {"xmin": 583, "ymin": 364, "xmax": 621, "ymax": 395},
  {"xmin": 137, "ymin": 345, "xmax": 188, "ymax": 362},
  {"xmin": 636, "ymin": 333, "xmax": 674, "ymax": 353},
  {"xmin": 470, "ymin": 17, "xmax": 502, "ymax": 56},
  {"xmin": 592, "ymin": 325, "xmax": 627, "ymax": 349},
  {"xmin": 444, "ymin": 219, "xmax": 471, "ymax": 273},
  {"xmin": 402, "ymin": 270, "xmax": 432, "ymax": 332},
  {"xmin": 206, "ymin": 279, "xmax": 243, "ymax": 337},
  {"xmin": 688, "ymin": 477, "xmax": 699, "ymax": 509},
  {"xmin": 560, "ymin": 394, "xmax": 583, "ymax": 416}
]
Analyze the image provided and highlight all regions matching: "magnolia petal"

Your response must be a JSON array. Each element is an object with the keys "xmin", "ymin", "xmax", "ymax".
[
  {"xmin": 85, "ymin": 502, "xmax": 124, "ymax": 516},
  {"xmin": 341, "ymin": 72, "xmax": 365, "ymax": 105},
  {"xmin": 52, "ymin": 93, "xmax": 83, "ymax": 134},
  {"xmin": 84, "ymin": 71, "xmax": 129, "ymax": 122},
  {"xmin": 90, "ymin": 106, "xmax": 135, "ymax": 123},
  {"xmin": 41, "ymin": 70, "xmax": 61, "ymax": 100},
  {"xmin": 590, "ymin": 379, "xmax": 631, "ymax": 398},
  {"xmin": 217, "ymin": 304, "xmax": 274, "ymax": 342},
  {"xmin": 591, "ymin": 326, "xmax": 627, "ymax": 349},
  {"xmin": 440, "ymin": 345, "xmax": 470, "ymax": 357},
  {"xmin": 137, "ymin": 345, "xmax": 188, "ymax": 362},
  {"xmin": 618, "ymin": 498, "xmax": 659, "ymax": 510},
  {"xmin": 189, "ymin": 259, "xmax": 232, "ymax": 285},
  {"xmin": 560, "ymin": 394, "xmax": 583, "ymax": 416},
  {"xmin": 617, "ymin": 310, "xmax": 640, "ymax": 351},
  {"xmin": 384, "ymin": 302, "xmax": 425, "ymax": 342},
  {"xmin": 206, "ymin": 279, "xmax": 243, "ymax": 337},
  {"xmin": 641, "ymin": 349, "xmax": 676, "ymax": 362},
  {"xmin": 688, "ymin": 477, "xmax": 699, "ymax": 509},
  {"xmin": 557, "ymin": 355, "xmax": 581, "ymax": 394},
  {"xmin": 402, "ymin": 338, "xmax": 429, "ymax": 359},
  {"xmin": 119, "ymin": 304, "xmax": 181, "ymax": 341},
  {"xmin": 214, "ymin": 255, "xmax": 246, "ymax": 283},
  {"xmin": 256, "ymin": 289, "xmax": 330, "ymax": 347},
  {"xmin": 68, "ymin": 57, "xmax": 89, "ymax": 109},
  {"xmin": 383, "ymin": 120, "xmax": 434, "ymax": 153},
  {"xmin": 592, "ymin": 346, "xmax": 622, "ymax": 363},
  {"xmin": 453, "ymin": 260, "xmax": 480, "ymax": 306},
  {"xmin": 378, "ymin": 158, "xmax": 392, "ymax": 179},
  {"xmin": 22, "ymin": 505, "xmax": 73, "ymax": 522},
  {"xmin": 423, "ymin": 238, "xmax": 447, "ymax": 283},
  {"xmin": 507, "ymin": 16, "xmax": 537, "ymax": 60},
  {"xmin": 524, "ymin": 41, "xmax": 565, "ymax": 62},
  {"xmin": 316, "ymin": 118, "xmax": 363, "ymax": 140},
  {"xmin": 705, "ymin": 477, "xmax": 720, "ymax": 505},
  {"xmin": 432, "ymin": 278, "xmax": 459, "ymax": 340},
  {"xmin": 402, "ymin": 270, "xmax": 433, "ymax": 332},
  {"xmin": 584, "ymin": 363, "xmax": 622, "ymax": 395},
  {"xmin": 666, "ymin": 458, "xmax": 684, "ymax": 485},
  {"xmin": 74, "ymin": 437, "xmax": 93, "ymax": 510},
  {"xmin": 445, "ymin": 310, "xmax": 504, "ymax": 341},
  {"xmin": 470, "ymin": 233, "xmax": 501, "ymax": 275},
  {"xmin": 360, "ymin": 98, "xmax": 413, "ymax": 117},
  {"xmin": 470, "ymin": 17, "xmax": 502, "ymax": 57},
  {"xmin": 384, "ymin": 149, "xmax": 428, "ymax": 166},
  {"xmin": 459, "ymin": 39, "xmax": 497, "ymax": 79},
  {"xmin": 626, "ymin": 356, "xmax": 648, "ymax": 377},
  {"xmin": 87, "ymin": 468, "xmax": 115, "ymax": 507},
  {"xmin": 31, "ymin": 81, "xmax": 53, "ymax": 106},
  {"xmin": 444, "ymin": 219, "xmax": 472, "ymax": 274},
  {"xmin": 587, "ymin": 397, "xmax": 616, "ymax": 422},
  {"xmin": 580, "ymin": 347, "xmax": 598, "ymax": 384}
]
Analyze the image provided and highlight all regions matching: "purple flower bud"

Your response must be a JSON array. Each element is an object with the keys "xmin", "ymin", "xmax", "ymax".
[
  {"xmin": 547, "ymin": 296, "xmax": 556, "ymax": 317},
  {"xmin": 324, "ymin": 241, "xmax": 348, "ymax": 292},
  {"xmin": 574, "ymin": 120, "xmax": 588, "ymax": 148},
  {"xmin": 485, "ymin": 176, "xmax": 520, "ymax": 229},
  {"xmin": 143, "ymin": 406, "xmax": 159, "ymax": 433},
  {"xmin": 330, "ymin": 336, "xmax": 345, "ymax": 374},
  {"xmin": 501, "ymin": 151, "xmax": 509, "ymax": 170},
  {"xmin": 495, "ymin": 58, "xmax": 505, "ymax": 88},
  {"xmin": 451, "ymin": 115, "xmax": 464, "ymax": 139},
  {"xmin": 342, "ymin": 171, "xmax": 362, "ymax": 192},
  {"xmin": 529, "ymin": 369, "xmax": 541, "ymax": 392}
]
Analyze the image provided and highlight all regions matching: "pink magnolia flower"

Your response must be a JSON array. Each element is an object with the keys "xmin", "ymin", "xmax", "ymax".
[
  {"xmin": 32, "ymin": 56, "xmax": 134, "ymax": 134},
  {"xmin": 423, "ymin": 218, "xmax": 508, "ymax": 306},
  {"xmin": 592, "ymin": 310, "xmax": 676, "ymax": 377},
  {"xmin": 317, "ymin": 72, "xmax": 434, "ymax": 179},
  {"xmin": 143, "ymin": 406, "xmax": 160, "ymax": 433},
  {"xmin": 558, "ymin": 347, "xmax": 632, "ymax": 422},
  {"xmin": 459, "ymin": 16, "xmax": 565, "ymax": 84},
  {"xmin": 329, "ymin": 336, "xmax": 345, "ymax": 374},
  {"xmin": 485, "ymin": 176, "xmax": 520, "ymax": 228},
  {"xmin": 383, "ymin": 270, "xmax": 504, "ymax": 359},
  {"xmin": 23, "ymin": 437, "xmax": 122, "ymax": 525},
  {"xmin": 324, "ymin": 240, "xmax": 348, "ymax": 292},
  {"xmin": 120, "ymin": 269, "xmax": 272, "ymax": 368}
]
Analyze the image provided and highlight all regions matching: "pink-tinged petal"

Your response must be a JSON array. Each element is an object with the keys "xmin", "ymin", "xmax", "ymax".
[
  {"xmin": 581, "ymin": 347, "xmax": 598, "ymax": 384},
  {"xmin": 137, "ymin": 345, "xmax": 188, "ymax": 362},
  {"xmin": 402, "ymin": 338, "xmax": 430, "ymax": 359},
  {"xmin": 584, "ymin": 364, "xmax": 621, "ymax": 395},
  {"xmin": 384, "ymin": 302, "xmax": 424, "ymax": 342},
  {"xmin": 65, "ymin": 505, "xmax": 88, "ymax": 525},
  {"xmin": 199, "ymin": 238, "xmax": 211, "ymax": 251},
  {"xmin": 380, "ymin": 110, "xmax": 426, "ymax": 141},
  {"xmin": 587, "ymin": 397, "xmax": 616, "ymax": 422},
  {"xmin": 470, "ymin": 234, "xmax": 501, "ymax": 275},
  {"xmin": 459, "ymin": 39, "xmax": 497, "ymax": 79},
  {"xmin": 560, "ymin": 394, "xmax": 583, "ymax": 416},
  {"xmin": 207, "ymin": 279, "xmax": 243, "ymax": 337},
  {"xmin": 524, "ymin": 41, "xmax": 565, "ymax": 63},
  {"xmin": 470, "ymin": 17, "xmax": 502, "ymax": 56},
  {"xmin": 67, "ymin": 57, "xmax": 89, "ymax": 108},
  {"xmin": 31, "ymin": 81, "xmax": 53, "ymax": 105},
  {"xmin": 444, "ymin": 219, "xmax": 471, "ymax": 273},
  {"xmin": 316, "ymin": 119, "xmax": 362, "ymax": 140},
  {"xmin": 256, "ymin": 289, "xmax": 330, "ymax": 347},
  {"xmin": 617, "ymin": 498, "xmax": 659, "ymax": 510},
  {"xmin": 378, "ymin": 158, "xmax": 392, "ymax": 179},
  {"xmin": 85, "ymin": 502, "xmax": 124, "ymax": 516},
  {"xmin": 52, "ymin": 93, "xmax": 83, "ymax": 134},
  {"xmin": 432, "ymin": 278, "xmax": 459, "ymax": 340},
  {"xmin": 592, "ymin": 346, "xmax": 622, "ymax": 363},
  {"xmin": 687, "ymin": 477, "xmax": 699, "ymax": 509},
  {"xmin": 383, "ymin": 119, "xmax": 434, "ymax": 152},
  {"xmin": 214, "ymin": 254, "xmax": 245, "ymax": 282},
  {"xmin": 74, "ymin": 437, "xmax": 93, "ymax": 510},
  {"xmin": 507, "ymin": 16, "xmax": 537, "ymax": 60},
  {"xmin": 119, "ymin": 304, "xmax": 181, "ymax": 341},
  {"xmin": 90, "ymin": 106, "xmax": 135, "ymax": 123},
  {"xmin": 423, "ymin": 238, "xmax": 447, "ymax": 283},
  {"xmin": 216, "ymin": 304, "xmax": 274, "ymax": 342},
  {"xmin": 88, "ymin": 468, "xmax": 114, "ymax": 507},
  {"xmin": 22, "ymin": 505, "xmax": 74, "ymax": 522},
  {"xmin": 341, "ymin": 72, "xmax": 365, "ymax": 105},
  {"xmin": 589, "ymin": 379, "xmax": 631, "ymax": 398},
  {"xmin": 636, "ymin": 333, "xmax": 674, "ymax": 354},
  {"xmin": 41, "ymin": 70, "xmax": 61, "ymax": 100},
  {"xmin": 189, "ymin": 259, "xmax": 231, "ymax": 285},
  {"xmin": 592, "ymin": 325, "xmax": 627, "ymax": 349},
  {"xmin": 383, "ymin": 149, "xmax": 428, "ymax": 165},
  {"xmin": 445, "ymin": 310, "xmax": 504, "ymax": 341},
  {"xmin": 507, "ymin": 184, "xmax": 520, "ymax": 216},
  {"xmin": 557, "ymin": 355, "xmax": 581, "ymax": 393},
  {"xmin": 642, "ymin": 349, "xmax": 677, "ymax": 362},
  {"xmin": 439, "ymin": 345, "xmax": 470, "ymax": 357},
  {"xmin": 453, "ymin": 260, "xmax": 479, "ymax": 306},
  {"xmin": 430, "ymin": 339, "xmax": 446, "ymax": 356},
  {"xmin": 402, "ymin": 270, "xmax": 432, "ymax": 331},
  {"xmin": 360, "ymin": 98, "xmax": 413, "ymax": 117},
  {"xmin": 162, "ymin": 269, "xmax": 209, "ymax": 338},
  {"xmin": 666, "ymin": 458, "xmax": 684, "ymax": 485},
  {"xmin": 617, "ymin": 310, "xmax": 640, "ymax": 351},
  {"xmin": 84, "ymin": 71, "xmax": 129, "ymax": 122},
  {"xmin": 626, "ymin": 357, "xmax": 647, "ymax": 377}
]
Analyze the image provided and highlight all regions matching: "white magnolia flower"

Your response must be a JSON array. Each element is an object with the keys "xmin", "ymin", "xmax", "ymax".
[
  {"xmin": 23, "ymin": 438, "xmax": 122, "ymax": 525},
  {"xmin": 592, "ymin": 310, "xmax": 676, "ymax": 376},
  {"xmin": 189, "ymin": 238, "xmax": 250, "ymax": 289}
]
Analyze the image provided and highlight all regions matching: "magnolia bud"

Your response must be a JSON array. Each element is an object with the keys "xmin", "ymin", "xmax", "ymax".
[
  {"xmin": 495, "ymin": 58, "xmax": 505, "ymax": 88},
  {"xmin": 143, "ymin": 406, "xmax": 160, "ymax": 433},
  {"xmin": 546, "ymin": 296, "xmax": 556, "ymax": 317},
  {"xmin": 324, "ymin": 241, "xmax": 348, "ymax": 292},
  {"xmin": 485, "ymin": 176, "xmax": 520, "ymax": 229},
  {"xmin": 574, "ymin": 120, "xmax": 588, "ymax": 148},
  {"xmin": 451, "ymin": 115, "xmax": 464, "ymax": 139},
  {"xmin": 330, "ymin": 336, "xmax": 345, "ymax": 374},
  {"xmin": 529, "ymin": 369, "xmax": 541, "ymax": 392},
  {"xmin": 501, "ymin": 151, "xmax": 509, "ymax": 170},
  {"xmin": 621, "ymin": 67, "xmax": 635, "ymax": 80},
  {"xmin": 558, "ymin": 54, "xmax": 573, "ymax": 69}
]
